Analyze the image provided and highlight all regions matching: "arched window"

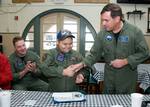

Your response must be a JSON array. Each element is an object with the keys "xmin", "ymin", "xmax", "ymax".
[{"xmin": 22, "ymin": 9, "xmax": 96, "ymax": 61}]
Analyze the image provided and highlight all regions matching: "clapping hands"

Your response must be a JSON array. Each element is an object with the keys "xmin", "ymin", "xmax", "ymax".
[
  {"xmin": 25, "ymin": 61, "xmax": 37, "ymax": 73},
  {"xmin": 19, "ymin": 61, "xmax": 37, "ymax": 79}
]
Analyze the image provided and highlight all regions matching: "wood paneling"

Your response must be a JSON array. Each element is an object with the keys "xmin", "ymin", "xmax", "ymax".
[
  {"xmin": 0, "ymin": 33, "xmax": 19, "ymax": 56},
  {"xmin": 74, "ymin": 0, "xmax": 109, "ymax": 3},
  {"xmin": 12, "ymin": 0, "xmax": 44, "ymax": 3}
]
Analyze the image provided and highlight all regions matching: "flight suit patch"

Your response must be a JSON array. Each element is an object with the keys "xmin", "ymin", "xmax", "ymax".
[
  {"xmin": 57, "ymin": 53, "xmax": 64, "ymax": 62},
  {"xmin": 105, "ymin": 35, "xmax": 112, "ymax": 41},
  {"xmin": 118, "ymin": 36, "xmax": 129, "ymax": 43}
]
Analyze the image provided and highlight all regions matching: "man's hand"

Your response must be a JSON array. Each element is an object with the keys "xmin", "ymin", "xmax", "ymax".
[
  {"xmin": 63, "ymin": 65, "xmax": 76, "ymax": 77},
  {"xmin": 19, "ymin": 62, "xmax": 30, "ymax": 79},
  {"xmin": 71, "ymin": 63, "xmax": 85, "ymax": 72},
  {"xmin": 27, "ymin": 61, "xmax": 37, "ymax": 73},
  {"xmin": 110, "ymin": 59, "xmax": 128, "ymax": 68},
  {"xmin": 75, "ymin": 74, "xmax": 84, "ymax": 84},
  {"xmin": 63, "ymin": 63, "xmax": 86, "ymax": 77},
  {"xmin": 19, "ymin": 61, "xmax": 37, "ymax": 79}
]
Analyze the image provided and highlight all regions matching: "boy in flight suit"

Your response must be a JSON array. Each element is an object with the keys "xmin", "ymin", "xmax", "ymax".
[{"xmin": 41, "ymin": 29, "xmax": 90, "ymax": 92}]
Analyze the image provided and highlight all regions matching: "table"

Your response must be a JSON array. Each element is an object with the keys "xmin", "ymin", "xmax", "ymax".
[
  {"xmin": 10, "ymin": 90, "xmax": 150, "ymax": 107},
  {"xmin": 93, "ymin": 63, "xmax": 150, "ymax": 91}
]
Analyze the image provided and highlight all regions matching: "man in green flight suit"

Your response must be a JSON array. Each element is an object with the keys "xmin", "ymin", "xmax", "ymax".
[
  {"xmin": 9, "ymin": 36, "xmax": 48, "ymax": 91},
  {"xmin": 40, "ymin": 29, "xmax": 90, "ymax": 92},
  {"xmin": 72, "ymin": 3, "xmax": 150, "ymax": 94}
]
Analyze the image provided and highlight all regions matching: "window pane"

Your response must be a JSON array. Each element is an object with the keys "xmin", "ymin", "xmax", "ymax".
[
  {"xmin": 86, "ymin": 26, "xmax": 90, "ymax": 32},
  {"xmin": 64, "ymin": 15, "xmax": 77, "ymax": 24},
  {"xmin": 42, "ymin": 13, "xmax": 58, "ymax": 51},
  {"xmin": 29, "ymin": 26, "xmax": 34, "ymax": 32},
  {"xmin": 25, "ymin": 25, "xmax": 34, "ymax": 50},
  {"xmin": 43, "ymin": 41, "xmax": 56, "ymax": 50},
  {"xmin": 72, "ymin": 42, "xmax": 77, "ymax": 50},
  {"xmin": 64, "ymin": 24, "xmax": 77, "ymax": 33},
  {"xmin": 26, "ymin": 33, "xmax": 34, "ymax": 40},
  {"xmin": 85, "ymin": 42, "xmax": 93, "ymax": 51},
  {"xmin": 43, "ymin": 33, "xmax": 56, "ymax": 50},
  {"xmin": 43, "ymin": 33, "xmax": 56, "ymax": 41},
  {"xmin": 85, "ymin": 26, "xmax": 94, "ymax": 53},
  {"xmin": 42, "ymin": 13, "xmax": 57, "ymax": 24},
  {"xmin": 43, "ymin": 24, "xmax": 56, "ymax": 32},
  {"xmin": 64, "ymin": 15, "xmax": 78, "ymax": 33},
  {"xmin": 25, "ymin": 41, "xmax": 34, "ymax": 48},
  {"xmin": 85, "ymin": 33, "xmax": 94, "ymax": 41}
]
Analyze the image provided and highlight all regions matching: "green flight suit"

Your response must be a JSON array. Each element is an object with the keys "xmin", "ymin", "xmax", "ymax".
[
  {"xmin": 40, "ymin": 48, "xmax": 90, "ymax": 92},
  {"xmin": 9, "ymin": 50, "xmax": 48, "ymax": 91},
  {"xmin": 83, "ymin": 21, "xmax": 149, "ymax": 94}
]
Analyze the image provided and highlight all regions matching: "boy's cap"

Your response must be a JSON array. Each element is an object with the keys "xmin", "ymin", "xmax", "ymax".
[{"xmin": 57, "ymin": 30, "xmax": 75, "ymax": 40}]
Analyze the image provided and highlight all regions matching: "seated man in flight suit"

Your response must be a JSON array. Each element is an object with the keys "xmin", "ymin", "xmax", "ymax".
[{"xmin": 9, "ymin": 36, "xmax": 48, "ymax": 91}]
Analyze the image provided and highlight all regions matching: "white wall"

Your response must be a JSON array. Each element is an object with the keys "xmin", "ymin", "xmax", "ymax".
[{"xmin": 0, "ymin": 0, "xmax": 150, "ymax": 35}]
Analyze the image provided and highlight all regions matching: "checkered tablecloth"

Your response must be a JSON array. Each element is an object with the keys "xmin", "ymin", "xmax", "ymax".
[
  {"xmin": 10, "ymin": 90, "xmax": 150, "ymax": 107},
  {"xmin": 93, "ymin": 63, "xmax": 150, "ymax": 90}
]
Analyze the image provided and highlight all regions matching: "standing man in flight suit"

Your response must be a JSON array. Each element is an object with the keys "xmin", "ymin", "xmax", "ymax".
[{"xmin": 72, "ymin": 3, "xmax": 149, "ymax": 94}]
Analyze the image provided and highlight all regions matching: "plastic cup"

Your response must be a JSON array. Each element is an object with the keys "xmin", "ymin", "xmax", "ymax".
[
  {"xmin": 131, "ymin": 93, "xmax": 144, "ymax": 107},
  {"xmin": 0, "ymin": 91, "xmax": 11, "ymax": 107}
]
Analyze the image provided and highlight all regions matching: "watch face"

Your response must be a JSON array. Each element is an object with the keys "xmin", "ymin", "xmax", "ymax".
[{"xmin": 141, "ymin": 101, "xmax": 150, "ymax": 107}]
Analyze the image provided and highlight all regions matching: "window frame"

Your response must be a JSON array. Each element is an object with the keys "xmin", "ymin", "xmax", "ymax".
[{"xmin": 22, "ymin": 9, "xmax": 97, "ymax": 57}]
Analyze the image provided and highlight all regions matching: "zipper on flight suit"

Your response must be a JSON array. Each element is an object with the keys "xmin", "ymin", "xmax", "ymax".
[{"xmin": 113, "ymin": 31, "xmax": 120, "ymax": 59}]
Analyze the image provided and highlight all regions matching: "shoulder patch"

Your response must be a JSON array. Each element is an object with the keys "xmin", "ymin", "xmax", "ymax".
[
  {"xmin": 118, "ymin": 35, "xmax": 129, "ymax": 42},
  {"xmin": 105, "ymin": 35, "xmax": 113, "ymax": 41},
  {"xmin": 56, "ymin": 53, "xmax": 64, "ymax": 62}
]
